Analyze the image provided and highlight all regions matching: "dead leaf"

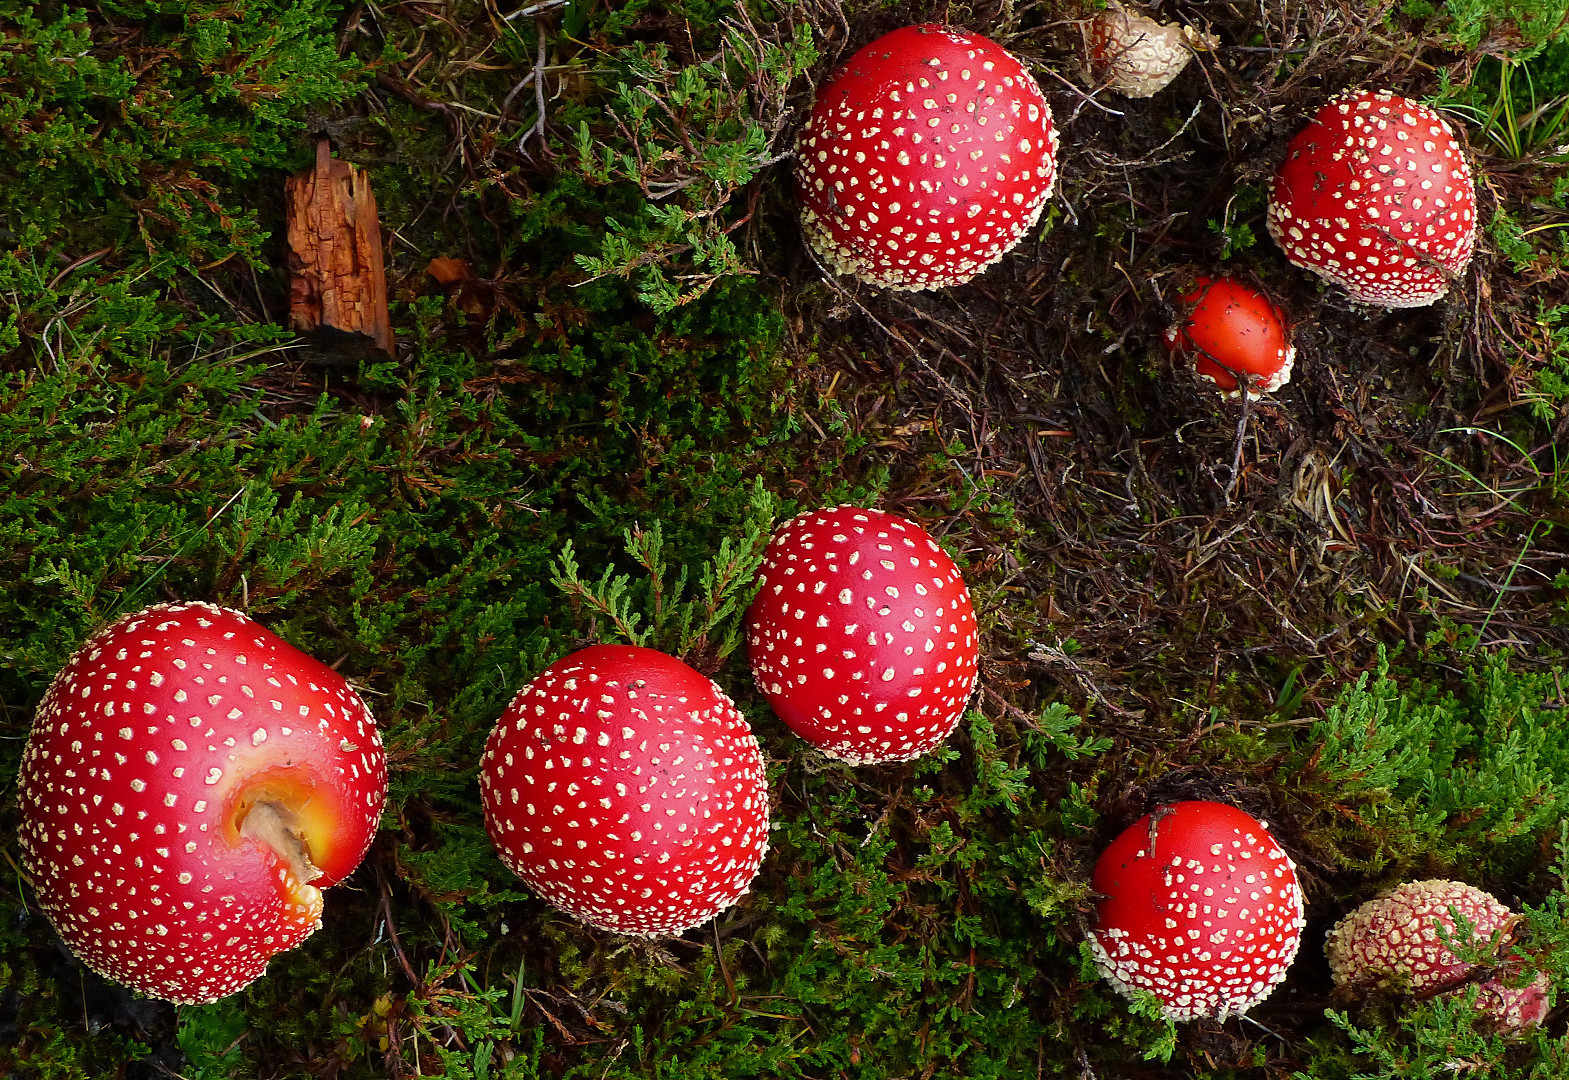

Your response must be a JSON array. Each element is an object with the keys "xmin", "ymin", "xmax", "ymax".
[{"xmin": 426, "ymin": 256, "xmax": 475, "ymax": 286}]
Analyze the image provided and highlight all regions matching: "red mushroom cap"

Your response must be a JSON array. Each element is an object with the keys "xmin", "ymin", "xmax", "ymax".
[
  {"xmin": 1267, "ymin": 89, "xmax": 1477, "ymax": 308},
  {"xmin": 745, "ymin": 506, "xmax": 980, "ymax": 765},
  {"xmin": 16, "ymin": 602, "xmax": 388, "ymax": 1005},
  {"xmin": 1090, "ymin": 801, "xmax": 1306, "ymax": 1021},
  {"xmin": 1163, "ymin": 275, "xmax": 1296, "ymax": 397},
  {"xmin": 479, "ymin": 645, "xmax": 769, "ymax": 936},
  {"xmin": 794, "ymin": 24, "xmax": 1059, "ymax": 290},
  {"xmin": 1325, "ymin": 879, "xmax": 1549, "ymax": 1031}
]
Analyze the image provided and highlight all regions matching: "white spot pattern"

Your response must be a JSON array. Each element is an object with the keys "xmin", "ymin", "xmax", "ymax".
[
  {"xmin": 1325, "ymin": 879, "xmax": 1549, "ymax": 1031},
  {"xmin": 1088, "ymin": 801, "xmax": 1306, "ymax": 1022},
  {"xmin": 794, "ymin": 25, "xmax": 1059, "ymax": 291},
  {"xmin": 1085, "ymin": 2, "xmax": 1210, "ymax": 98},
  {"xmin": 479, "ymin": 645, "xmax": 770, "ymax": 937},
  {"xmin": 15, "ymin": 602, "xmax": 388, "ymax": 1005},
  {"xmin": 746, "ymin": 506, "xmax": 980, "ymax": 764},
  {"xmin": 1267, "ymin": 90, "xmax": 1476, "ymax": 308}
]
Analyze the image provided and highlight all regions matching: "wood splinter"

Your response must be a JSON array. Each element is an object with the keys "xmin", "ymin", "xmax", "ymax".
[{"xmin": 285, "ymin": 138, "xmax": 394, "ymax": 357}]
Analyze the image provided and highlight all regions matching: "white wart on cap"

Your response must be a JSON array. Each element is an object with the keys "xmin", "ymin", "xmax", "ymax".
[
  {"xmin": 1090, "ymin": 800, "xmax": 1306, "ymax": 1021},
  {"xmin": 1267, "ymin": 89, "xmax": 1477, "ymax": 308},
  {"xmin": 794, "ymin": 24, "xmax": 1059, "ymax": 290},
  {"xmin": 479, "ymin": 644, "xmax": 769, "ymax": 936},
  {"xmin": 1326, "ymin": 879, "xmax": 1549, "ymax": 1031},
  {"xmin": 746, "ymin": 506, "xmax": 980, "ymax": 764}
]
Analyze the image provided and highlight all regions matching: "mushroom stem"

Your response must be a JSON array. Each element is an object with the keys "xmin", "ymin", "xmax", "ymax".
[{"xmin": 240, "ymin": 800, "xmax": 324, "ymax": 889}]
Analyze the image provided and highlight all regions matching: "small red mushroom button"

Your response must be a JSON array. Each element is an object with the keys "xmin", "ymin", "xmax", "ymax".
[
  {"xmin": 746, "ymin": 506, "xmax": 980, "ymax": 765},
  {"xmin": 1326, "ymin": 879, "xmax": 1549, "ymax": 1031},
  {"xmin": 1090, "ymin": 801, "xmax": 1306, "ymax": 1021},
  {"xmin": 16, "ymin": 602, "xmax": 388, "ymax": 1004},
  {"xmin": 1267, "ymin": 89, "xmax": 1477, "ymax": 308},
  {"xmin": 1163, "ymin": 276, "xmax": 1296, "ymax": 397},
  {"xmin": 794, "ymin": 25, "xmax": 1059, "ymax": 290},
  {"xmin": 479, "ymin": 645, "xmax": 770, "ymax": 936}
]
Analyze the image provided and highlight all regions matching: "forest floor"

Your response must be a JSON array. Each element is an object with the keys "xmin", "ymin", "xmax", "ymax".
[{"xmin": 1, "ymin": 0, "xmax": 1567, "ymax": 1078}]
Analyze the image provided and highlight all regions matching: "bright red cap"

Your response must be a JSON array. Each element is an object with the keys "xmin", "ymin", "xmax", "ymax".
[
  {"xmin": 479, "ymin": 645, "xmax": 769, "ymax": 936},
  {"xmin": 1326, "ymin": 879, "xmax": 1549, "ymax": 1031},
  {"xmin": 1090, "ymin": 801, "xmax": 1306, "ymax": 1021},
  {"xmin": 1163, "ymin": 276, "xmax": 1295, "ymax": 397},
  {"xmin": 794, "ymin": 25, "xmax": 1059, "ymax": 290},
  {"xmin": 746, "ymin": 506, "xmax": 980, "ymax": 764},
  {"xmin": 16, "ymin": 602, "xmax": 387, "ymax": 1005},
  {"xmin": 1267, "ymin": 89, "xmax": 1476, "ymax": 308}
]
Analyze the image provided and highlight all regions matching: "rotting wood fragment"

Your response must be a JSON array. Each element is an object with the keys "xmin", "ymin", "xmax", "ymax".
[{"xmin": 285, "ymin": 139, "xmax": 394, "ymax": 357}]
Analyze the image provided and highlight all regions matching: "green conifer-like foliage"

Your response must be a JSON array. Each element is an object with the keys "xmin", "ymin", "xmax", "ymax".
[{"xmin": 1286, "ymin": 649, "xmax": 1569, "ymax": 873}]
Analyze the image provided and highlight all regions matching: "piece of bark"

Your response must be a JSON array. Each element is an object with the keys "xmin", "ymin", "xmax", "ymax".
[{"xmin": 285, "ymin": 139, "xmax": 394, "ymax": 356}]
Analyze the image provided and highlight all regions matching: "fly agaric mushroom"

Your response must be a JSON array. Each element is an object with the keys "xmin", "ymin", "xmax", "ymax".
[
  {"xmin": 1085, "ymin": 2, "xmax": 1217, "ymax": 98},
  {"xmin": 1267, "ymin": 89, "xmax": 1477, "ymax": 308},
  {"xmin": 1090, "ymin": 800, "xmax": 1306, "ymax": 1021},
  {"xmin": 479, "ymin": 645, "xmax": 769, "ymax": 937},
  {"xmin": 746, "ymin": 506, "xmax": 980, "ymax": 765},
  {"xmin": 1326, "ymin": 880, "xmax": 1549, "ymax": 1031},
  {"xmin": 795, "ymin": 24, "xmax": 1059, "ymax": 290},
  {"xmin": 16, "ymin": 602, "xmax": 387, "ymax": 1005},
  {"xmin": 1163, "ymin": 275, "xmax": 1295, "ymax": 397}
]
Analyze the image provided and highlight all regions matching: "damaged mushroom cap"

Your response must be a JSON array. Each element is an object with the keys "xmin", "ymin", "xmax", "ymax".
[
  {"xmin": 1326, "ymin": 879, "xmax": 1550, "ymax": 1031},
  {"xmin": 16, "ymin": 602, "xmax": 388, "ymax": 1005},
  {"xmin": 1267, "ymin": 89, "xmax": 1477, "ymax": 308},
  {"xmin": 794, "ymin": 24, "xmax": 1059, "ymax": 290},
  {"xmin": 1090, "ymin": 800, "xmax": 1307, "ymax": 1022},
  {"xmin": 746, "ymin": 506, "xmax": 981, "ymax": 765},
  {"xmin": 479, "ymin": 644, "xmax": 770, "ymax": 937},
  {"xmin": 1163, "ymin": 275, "xmax": 1296, "ymax": 397},
  {"xmin": 1086, "ymin": 2, "xmax": 1218, "ymax": 98}
]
